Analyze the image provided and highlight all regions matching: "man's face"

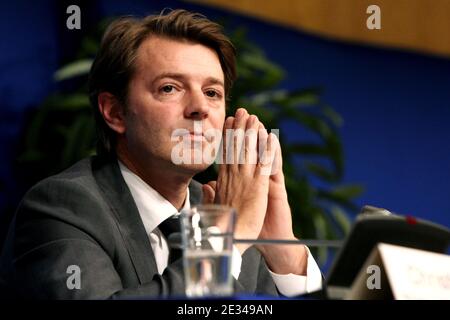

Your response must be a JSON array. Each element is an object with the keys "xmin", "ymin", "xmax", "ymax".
[{"xmin": 122, "ymin": 36, "xmax": 226, "ymax": 174}]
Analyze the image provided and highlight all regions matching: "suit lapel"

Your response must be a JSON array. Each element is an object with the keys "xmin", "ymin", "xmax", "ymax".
[
  {"xmin": 91, "ymin": 155, "xmax": 158, "ymax": 284},
  {"xmin": 92, "ymin": 155, "xmax": 205, "ymax": 285}
]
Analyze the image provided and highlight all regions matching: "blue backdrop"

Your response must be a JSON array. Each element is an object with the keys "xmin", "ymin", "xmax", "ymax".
[{"xmin": 1, "ymin": 1, "xmax": 449, "ymax": 259}]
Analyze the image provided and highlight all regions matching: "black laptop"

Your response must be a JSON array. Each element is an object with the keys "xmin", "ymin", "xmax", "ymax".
[{"xmin": 325, "ymin": 206, "xmax": 450, "ymax": 299}]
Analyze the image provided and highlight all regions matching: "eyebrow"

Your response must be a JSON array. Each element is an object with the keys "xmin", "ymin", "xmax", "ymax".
[{"xmin": 151, "ymin": 72, "xmax": 224, "ymax": 88}]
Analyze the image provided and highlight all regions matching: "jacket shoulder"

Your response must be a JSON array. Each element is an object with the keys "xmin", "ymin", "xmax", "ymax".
[{"xmin": 16, "ymin": 156, "xmax": 110, "ymax": 230}]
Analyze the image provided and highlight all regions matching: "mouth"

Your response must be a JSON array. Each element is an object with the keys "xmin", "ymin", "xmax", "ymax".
[
  {"xmin": 172, "ymin": 126, "xmax": 213, "ymax": 143},
  {"xmin": 186, "ymin": 132, "xmax": 206, "ymax": 142},
  {"xmin": 172, "ymin": 130, "xmax": 206, "ymax": 142}
]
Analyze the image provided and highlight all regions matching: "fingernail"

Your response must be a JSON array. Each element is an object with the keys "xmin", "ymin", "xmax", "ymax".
[{"xmin": 225, "ymin": 116, "xmax": 234, "ymax": 127}]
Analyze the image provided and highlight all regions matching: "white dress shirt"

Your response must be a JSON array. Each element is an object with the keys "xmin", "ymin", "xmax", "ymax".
[{"xmin": 118, "ymin": 161, "xmax": 322, "ymax": 296}]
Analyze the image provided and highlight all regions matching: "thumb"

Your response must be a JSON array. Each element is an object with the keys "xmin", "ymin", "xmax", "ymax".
[{"xmin": 202, "ymin": 181, "xmax": 217, "ymax": 204}]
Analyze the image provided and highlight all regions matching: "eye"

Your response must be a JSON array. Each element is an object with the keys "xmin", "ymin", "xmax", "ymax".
[
  {"xmin": 161, "ymin": 85, "xmax": 175, "ymax": 93},
  {"xmin": 205, "ymin": 90, "xmax": 221, "ymax": 98}
]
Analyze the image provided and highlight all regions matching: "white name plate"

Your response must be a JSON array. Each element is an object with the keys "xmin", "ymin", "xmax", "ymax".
[{"xmin": 348, "ymin": 243, "xmax": 450, "ymax": 300}]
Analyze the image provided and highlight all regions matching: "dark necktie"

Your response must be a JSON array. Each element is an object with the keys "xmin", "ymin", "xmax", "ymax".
[{"xmin": 158, "ymin": 215, "xmax": 182, "ymax": 263}]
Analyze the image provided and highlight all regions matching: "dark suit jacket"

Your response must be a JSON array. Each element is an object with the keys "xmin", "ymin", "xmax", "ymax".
[{"xmin": 0, "ymin": 155, "xmax": 278, "ymax": 299}]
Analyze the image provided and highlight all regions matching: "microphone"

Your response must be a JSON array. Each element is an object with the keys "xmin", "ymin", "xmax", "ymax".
[{"xmin": 167, "ymin": 233, "xmax": 343, "ymax": 249}]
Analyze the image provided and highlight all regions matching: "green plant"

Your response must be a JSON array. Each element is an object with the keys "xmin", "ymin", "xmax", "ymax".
[
  {"xmin": 224, "ymin": 29, "xmax": 363, "ymax": 263},
  {"xmin": 15, "ymin": 23, "xmax": 363, "ymax": 265}
]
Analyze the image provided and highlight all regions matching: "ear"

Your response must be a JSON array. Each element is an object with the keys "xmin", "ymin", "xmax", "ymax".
[{"xmin": 97, "ymin": 92, "xmax": 126, "ymax": 134}]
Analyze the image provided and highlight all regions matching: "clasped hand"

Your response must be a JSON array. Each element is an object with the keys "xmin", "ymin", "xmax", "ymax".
[{"xmin": 202, "ymin": 108, "xmax": 308, "ymax": 276}]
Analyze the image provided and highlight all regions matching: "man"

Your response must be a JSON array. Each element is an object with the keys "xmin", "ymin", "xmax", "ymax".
[{"xmin": 0, "ymin": 9, "xmax": 322, "ymax": 299}]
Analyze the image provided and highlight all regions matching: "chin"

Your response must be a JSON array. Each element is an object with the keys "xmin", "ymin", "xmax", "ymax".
[{"xmin": 174, "ymin": 162, "xmax": 211, "ymax": 174}]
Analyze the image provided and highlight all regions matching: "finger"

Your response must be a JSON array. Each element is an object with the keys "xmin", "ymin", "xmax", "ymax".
[
  {"xmin": 257, "ymin": 122, "xmax": 266, "ymax": 156},
  {"xmin": 207, "ymin": 180, "xmax": 217, "ymax": 191},
  {"xmin": 257, "ymin": 131, "xmax": 277, "ymax": 177},
  {"xmin": 270, "ymin": 133, "xmax": 283, "ymax": 179},
  {"xmin": 244, "ymin": 115, "xmax": 259, "ymax": 168},
  {"xmin": 271, "ymin": 134, "xmax": 283, "ymax": 178},
  {"xmin": 221, "ymin": 116, "xmax": 234, "ymax": 170},
  {"xmin": 255, "ymin": 124, "xmax": 268, "ymax": 177},
  {"xmin": 202, "ymin": 183, "xmax": 216, "ymax": 204},
  {"xmin": 266, "ymin": 133, "xmax": 278, "ymax": 175},
  {"xmin": 233, "ymin": 108, "xmax": 248, "ymax": 166}
]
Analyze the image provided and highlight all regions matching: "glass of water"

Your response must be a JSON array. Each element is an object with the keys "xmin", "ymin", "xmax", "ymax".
[{"xmin": 180, "ymin": 204, "xmax": 236, "ymax": 298}]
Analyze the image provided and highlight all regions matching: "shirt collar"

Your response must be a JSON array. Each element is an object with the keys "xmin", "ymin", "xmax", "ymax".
[{"xmin": 118, "ymin": 160, "xmax": 190, "ymax": 235}]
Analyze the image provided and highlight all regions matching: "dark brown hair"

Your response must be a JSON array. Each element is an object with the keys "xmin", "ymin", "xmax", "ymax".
[{"xmin": 88, "ymin": 9, "xmax": 236, "ymax": 155}]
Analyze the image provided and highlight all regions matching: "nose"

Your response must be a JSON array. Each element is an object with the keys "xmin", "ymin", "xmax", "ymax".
[{"xmin": 184, "ymin": 90, "xmax": 209, "ymax": 120}]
